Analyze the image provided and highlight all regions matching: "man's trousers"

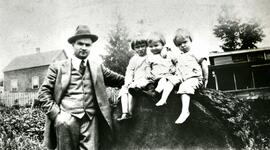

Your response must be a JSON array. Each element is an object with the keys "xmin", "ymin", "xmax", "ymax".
[{"xmin": 54, "ymin": 111, "xmax": 98, "ymax": 150}]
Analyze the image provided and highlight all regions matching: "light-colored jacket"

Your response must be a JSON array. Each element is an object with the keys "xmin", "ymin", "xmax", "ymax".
[{"xmin": 124, "ymin": 55, "xmax": 147, "ymax": 85}]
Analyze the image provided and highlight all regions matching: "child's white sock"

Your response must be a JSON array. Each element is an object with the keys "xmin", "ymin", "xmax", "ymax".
[{"xmin": 175, "ymin": 112, "xmax": 190, "ymax": 124}]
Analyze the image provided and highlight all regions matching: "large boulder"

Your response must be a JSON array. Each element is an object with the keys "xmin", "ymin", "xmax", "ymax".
[{"xmin": 111, "ymin": 89, "xmax": 239, "ymax": 150}]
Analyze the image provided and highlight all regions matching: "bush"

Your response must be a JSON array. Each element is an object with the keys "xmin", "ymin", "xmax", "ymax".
[{"xmin": 0, "ymin": 107, "xmax": 45, "ymax": 149}]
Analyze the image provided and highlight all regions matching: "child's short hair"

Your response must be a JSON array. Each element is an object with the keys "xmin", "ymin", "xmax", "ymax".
[
  {"xmin": 147, "ymin": 32, "xmax": 166, "ymax": 46},
  {"xmin": 173, "ymin": 28, "xmax": 192, "ymax": 46},
  {"xmin": 131, "ymin": 34, "xmax": 148, "ymax": 50}
]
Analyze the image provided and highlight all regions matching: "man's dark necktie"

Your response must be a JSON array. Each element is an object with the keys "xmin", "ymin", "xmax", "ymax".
[{"xmin": 79, "ymin": 60, "xmax": 86, "ymax": 75}]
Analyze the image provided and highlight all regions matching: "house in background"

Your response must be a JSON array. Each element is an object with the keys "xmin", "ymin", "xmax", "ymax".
[
  {"xmin": 207, "ymin": 47, "xmax": 270, "ymax": 99},
  {"xmin": 3, "ymin": 49, "xmax": 68, "ymax": 93}
]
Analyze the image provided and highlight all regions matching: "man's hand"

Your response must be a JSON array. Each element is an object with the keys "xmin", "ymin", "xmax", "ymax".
[{"xmin": 55, "ymin": 110, "xmax": 71, "ymax": 123}]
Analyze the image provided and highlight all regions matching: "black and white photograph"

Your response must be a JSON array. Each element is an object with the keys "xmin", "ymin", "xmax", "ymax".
[{"xmin": 0, "ymin": 0, "xmax": 270, "ymax": 149}]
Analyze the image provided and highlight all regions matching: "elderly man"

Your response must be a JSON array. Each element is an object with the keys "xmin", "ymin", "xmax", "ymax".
[{"xmin": 38, "ymin": 25, "xmax": 124, "ymax": 150}]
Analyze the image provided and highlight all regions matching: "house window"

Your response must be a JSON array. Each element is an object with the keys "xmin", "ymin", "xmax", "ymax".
[
  {"xmin": 252, "ymin": 66, "xmax": 270, "ymax": 88},
  {"xmin": 232, "ymin": 54, "xmax": 248, "ymax": 63},
  {"xmin": 234, "ymin": 69, "xmax": 253, "ymax": 89},
  {"xmin": 216, "ymin": 69, "xmax": 235, "ymax": 91},
  {"xmin": 214, "ymin": 56, "xmax": 233, "ymax": 65},
  {"xmin": 248, "ymin": 52, "xmax": 265, "ymax": 62},
  {"xmin": 265, "ymin": 52, "xmax": 270, "ymax": 60},
  {"xmin": 11, "ymin": 79, "xmax": 18, "ymax": 91},
  {"xmin": 32, "ymin": 76, "xmax": 39, "ymax": 89}
]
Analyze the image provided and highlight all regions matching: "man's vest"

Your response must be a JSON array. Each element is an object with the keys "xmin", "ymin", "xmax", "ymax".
[{"xmin": 60, "ymin": 62, "xmax": 96, "ymax": 119}]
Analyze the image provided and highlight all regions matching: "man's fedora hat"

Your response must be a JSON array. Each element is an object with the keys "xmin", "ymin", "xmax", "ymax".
[{"xmin": 68, "ymin": 25, "xmax": 98, "ymax": 44}]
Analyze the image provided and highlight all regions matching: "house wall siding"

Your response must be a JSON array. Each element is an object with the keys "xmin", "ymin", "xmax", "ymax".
[{"xmin": 4, "ymin": 65, "xmax": 49, "ymax": 92}]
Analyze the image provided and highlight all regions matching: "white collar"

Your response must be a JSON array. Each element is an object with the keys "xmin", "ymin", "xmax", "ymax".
[{"xmin": 71, "ymin": 55, "xmax": 87, "ymax": 70}]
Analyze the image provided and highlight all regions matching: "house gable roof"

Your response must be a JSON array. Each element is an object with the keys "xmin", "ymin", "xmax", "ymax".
[{"xmin": 3, "ymin": 49, "xmax": 68, "ymax": 72}]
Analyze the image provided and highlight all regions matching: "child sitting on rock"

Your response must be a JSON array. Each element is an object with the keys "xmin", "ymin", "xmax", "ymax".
[
  {"xmin": 143, "ymin": 32, "xmax": 177, "ymax": 100},
  {"xmin": 155, "ymin": 28, "xmax": 209, "ymax": 124},
  {"xmin": 117, "ymin": 34, "xmax": 149, "ymax": 121}
]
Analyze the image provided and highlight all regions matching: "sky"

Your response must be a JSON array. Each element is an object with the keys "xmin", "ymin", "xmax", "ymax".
[{"xmin": 0, "ymin": 0, "xmax": 270, "ymax": 78}]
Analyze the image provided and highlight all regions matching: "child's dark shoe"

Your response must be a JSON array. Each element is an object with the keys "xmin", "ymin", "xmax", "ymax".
[
  {"xmin": 144, "ymin": 90, "xmax": 161, "ymax": 98},
  {"xmin": 142, "ymin": 90, "xmax": 161, "ymax": 103},
  {"xmin": 142, "ymin": 89, "xmax": 156, "ymax": 97},
  {"xmin": 128, "ymin": 87, "xmax": 141, "ymax": 96}
]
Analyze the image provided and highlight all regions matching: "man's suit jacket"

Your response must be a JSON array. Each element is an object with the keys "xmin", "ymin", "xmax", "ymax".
[{"xmin": 38, "ymin": 58, "xmax": 124, "ymax": 149}]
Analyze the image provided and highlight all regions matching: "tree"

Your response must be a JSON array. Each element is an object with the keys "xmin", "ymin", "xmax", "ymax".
[
  {"xmin": 239, "ymin": 22, "xmax": 265, "ymax": 49},
  {"xmin": 102, "ymin": 15, "xmax": 133, "ymax": 75},
  {"xmin": 213, "ymin": 7, "xmax": 265, "ymax": 51},
  {"xmin": 213, "ymin": 17, "xmax": 241, "ymax": 51}
]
